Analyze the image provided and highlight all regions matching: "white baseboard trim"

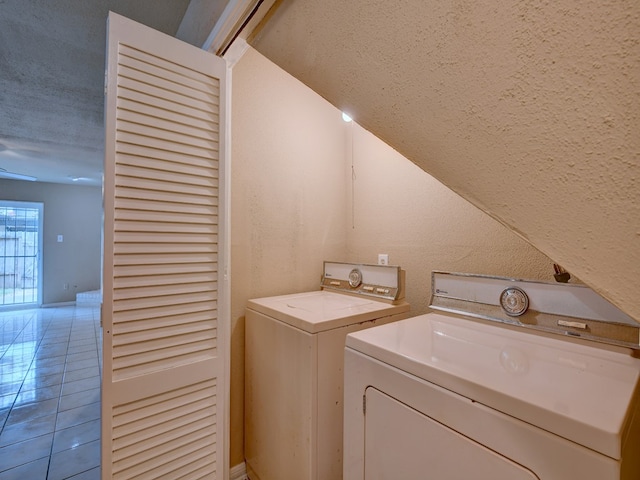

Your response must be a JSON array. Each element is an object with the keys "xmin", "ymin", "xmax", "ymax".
[
  {"xmin": 41, "ymin": 301, "xmax": 76, "ymax": 308},
  {"xmin": 230, "ymin": 462, "xmax": 248, "ymax": 480}
]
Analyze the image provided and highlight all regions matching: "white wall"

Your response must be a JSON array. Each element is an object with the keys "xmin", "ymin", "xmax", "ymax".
[
  {"xmin": 346, "ymin": 125, "xmax": 555, "ymax": 314},
  {"xmin": 0, "ymin": 179, "xmax": 102, "ymax": 304},
  {"xmin": 229, "ymin": 47, "xmax": 555, "ymax": 466},
  {"xmin": 231, "ymin": 47, "xmax": 350, "ymax": 465}
]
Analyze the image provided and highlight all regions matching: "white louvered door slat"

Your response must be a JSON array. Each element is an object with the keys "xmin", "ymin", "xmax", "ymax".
[{"xmin": 103, "ymin": 12, "xmax": 227, "ymax": 479}]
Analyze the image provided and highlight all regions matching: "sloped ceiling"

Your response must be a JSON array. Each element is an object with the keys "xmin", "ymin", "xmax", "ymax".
[{"xmin": 250, "ymin": 0, "xmax": 640, "ymax": 320}]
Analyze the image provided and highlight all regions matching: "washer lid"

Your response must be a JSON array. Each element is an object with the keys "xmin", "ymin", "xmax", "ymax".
[
  {"xmin": 247, "ymin": 290, "xmax": 409, "ymax": 333},
  {"xmin": 346, "ymin": 312, "xmax": 640, "ymax": 460}
]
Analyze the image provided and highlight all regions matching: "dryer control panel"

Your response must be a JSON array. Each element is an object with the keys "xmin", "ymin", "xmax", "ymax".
[
  {"xmin": 321, "ymin": 261, "xmax": 405, "ymax": 303},
  {"xmin": 430, "ymin": 271, "xmax": 640, "ymax": 349}
]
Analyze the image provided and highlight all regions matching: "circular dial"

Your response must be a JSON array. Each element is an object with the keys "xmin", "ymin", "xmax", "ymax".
[
  {"xmin": 348, "ymin": 268, "xmax": 363, "ymax": 288},
  {"xmin": 500, "ymin": 287, "xmax": 529, "ymax": 317}
]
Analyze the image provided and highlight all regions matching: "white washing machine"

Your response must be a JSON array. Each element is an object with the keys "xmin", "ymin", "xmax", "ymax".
[
  {"xmin": 344, "ymin": 272, "xmax": 640, "ymax": 480},
  {"xmin": 245, "ymin": 261, "xmax": 410, "ymax": 480}
]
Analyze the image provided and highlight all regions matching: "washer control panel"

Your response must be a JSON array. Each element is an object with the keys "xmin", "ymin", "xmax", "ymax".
[
  {"xmin": 348, "ymin": 268, "xmax": 363, "ymax": 288},
  {"xmin": 321, "ymin": 261, "xmax": 404, "ymax": 302}
]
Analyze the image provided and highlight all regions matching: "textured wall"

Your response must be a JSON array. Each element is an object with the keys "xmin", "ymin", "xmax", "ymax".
[
  {"xmin": 251, "ymin": 0, "xmax": 640, "ymax": 321},
  {"xmin": 230, "ymin": 48, "xmax": 350, "ymax": 466},
  {"xmin": 230, "ymin": 47, "xmax": 556, "ymax": 467},
  {"xmin": 345, "ymin": 125, "xmax": 556, "ymax": 315},
  {"xmin": 0, "ymin": 179, "xmax": 102, "ymax": 304}
]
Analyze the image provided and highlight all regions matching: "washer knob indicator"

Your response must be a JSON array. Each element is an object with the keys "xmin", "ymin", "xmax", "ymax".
[
  {"xmin": 348, "ymin": 268, "xmax": 363, "ymax": 288},
  {"xmin": 500, "ymin": 287, "xmax": 529, "ymax": 317}
]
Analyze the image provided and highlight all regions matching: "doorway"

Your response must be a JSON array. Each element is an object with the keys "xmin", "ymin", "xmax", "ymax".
[{"xmin": 0, "ymin": 200, "xmax": 43, "ymax": 308}]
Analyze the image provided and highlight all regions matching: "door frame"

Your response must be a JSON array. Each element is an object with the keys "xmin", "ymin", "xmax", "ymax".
[{"xmin": 0, "ymin": 200, "xmax": 44, "ymax": 309}]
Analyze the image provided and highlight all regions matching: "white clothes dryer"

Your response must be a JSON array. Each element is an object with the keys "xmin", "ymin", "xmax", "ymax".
[
  {"xmin": 344, "ymin": 272, "xmax": 640, "ymax": 480},
  {"xmin": 245, "ymin": 262, "xmax": 410, "ymax": 480}
]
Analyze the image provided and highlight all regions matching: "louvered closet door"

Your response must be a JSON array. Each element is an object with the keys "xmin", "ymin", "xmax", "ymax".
[{"xmin": 103, "ymin": 12, "xmax": 227, "ymax": 479}]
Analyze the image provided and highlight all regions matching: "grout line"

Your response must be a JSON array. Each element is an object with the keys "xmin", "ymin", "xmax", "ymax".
[{"xmin": 0, "ymin": 305, "xmax": 101, "ymax": 478}]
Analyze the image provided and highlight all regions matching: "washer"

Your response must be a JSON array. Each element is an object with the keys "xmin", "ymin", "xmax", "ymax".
[
  {"xmin": 344, "ymin": 272, "xmax": 640, "ymax": 480},
  {"xmin": 245, "ymin": 261, "xmax": 410, "ymax": 480}
]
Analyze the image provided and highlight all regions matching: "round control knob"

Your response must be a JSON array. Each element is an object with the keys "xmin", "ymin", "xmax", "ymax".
[
  {"xmin": 348, "ymin": 268, "xmax": 363, "ymax": 288},
  {"xmin": 500, "ymin": 287, "xmax": 529, "ymax": 317}
]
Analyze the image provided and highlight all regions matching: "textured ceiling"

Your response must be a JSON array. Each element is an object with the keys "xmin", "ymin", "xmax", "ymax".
[
  {"xmin": 249, "ymin": 0, "xmax": 640, "ymax": 320},
  {"xmin": 0, "ymin": 0, "xmax": 192, "ymax": 185}
]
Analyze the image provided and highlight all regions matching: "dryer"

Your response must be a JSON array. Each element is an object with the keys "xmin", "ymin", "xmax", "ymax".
[
  {"xmin": 344, "ymin": 272, "xmax": 640, "ymax": 480},
  {"xmin": 245, "ymin": 261, "xmax": 410, "ymax": 480}
]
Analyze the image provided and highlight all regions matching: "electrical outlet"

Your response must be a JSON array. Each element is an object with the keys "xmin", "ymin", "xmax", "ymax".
[
  {"xmin": 378, "ymin": 254, "xmax": 389, "ymax": 266},
  {"xmin": 63, "ymin": 283, "xmax": 69, "ymax": 290}
]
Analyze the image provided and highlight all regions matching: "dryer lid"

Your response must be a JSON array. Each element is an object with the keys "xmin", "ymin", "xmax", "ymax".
[{"xmin": 346, "ymin": 312, "xmax": 640, "ymax": 460}]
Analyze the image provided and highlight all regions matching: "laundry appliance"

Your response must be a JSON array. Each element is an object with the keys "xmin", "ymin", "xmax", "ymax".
[
  {"xmin": 344, "ymin": 272, "xmax": 640, "ymax": 479},
  {"xmin": 245, "ymin": 261, "xmax": 410, "ymax": 480}
]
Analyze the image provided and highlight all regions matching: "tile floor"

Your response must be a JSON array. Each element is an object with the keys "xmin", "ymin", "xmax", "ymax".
[{"xmin": 0, "ymin": 305, "xmax": 101, "ymax": 480}]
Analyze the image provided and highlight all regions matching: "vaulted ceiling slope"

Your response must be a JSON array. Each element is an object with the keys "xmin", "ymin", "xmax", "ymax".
[
  {"xmin": 0, "ymin": 0, "xmax": 191, "ymax": 185},
  {"xmin": 250, "ymin": 0, "xmax": 640, "ymax": 320}
]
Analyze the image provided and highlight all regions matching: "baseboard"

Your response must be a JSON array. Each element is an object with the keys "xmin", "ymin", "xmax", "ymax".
[
  {"xmin": 0, "ymin": 303, "xmax": 38, "ymax": 312},
  {"xmin": 230, "ymin": 462, "xmax": 248, "ymax": 480},
  {"xmin": 41, "ymin": 301, "xmax": 76, "ymax": 308}
]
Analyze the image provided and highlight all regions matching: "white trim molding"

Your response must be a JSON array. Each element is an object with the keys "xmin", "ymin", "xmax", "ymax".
[
  {"xmin": 203, "ymin": 0, "xmax": 260, "ymax": 55},
  {"xmin": 203, "ymin": 0, "xmax": 280, "ymax": 56},
  {"xmin": 230, "ymin": 462, "xmax": 248, "ymax": 480}
]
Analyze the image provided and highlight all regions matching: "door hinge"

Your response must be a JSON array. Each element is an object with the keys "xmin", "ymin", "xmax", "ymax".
[{"xmin": 363, "ymin": 394, "xmax": 366, "ymax": 415}]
